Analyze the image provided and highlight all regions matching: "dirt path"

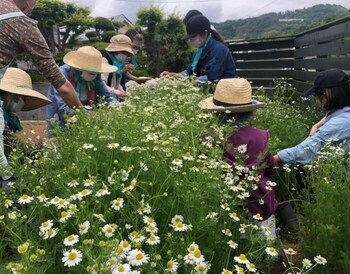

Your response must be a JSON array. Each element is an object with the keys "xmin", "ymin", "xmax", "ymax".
[{"xmin": 16, "ymin": 120, "xmax": 48, "ymax": 144}]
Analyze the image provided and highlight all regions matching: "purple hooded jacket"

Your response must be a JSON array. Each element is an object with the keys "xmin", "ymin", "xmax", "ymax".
[{"xmin": 223, "ymin": 126, "xmax": 278, "ymax": 220}]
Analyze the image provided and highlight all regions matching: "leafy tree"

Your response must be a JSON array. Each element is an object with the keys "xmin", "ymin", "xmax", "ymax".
[
  {"xmin": 94, "ymin": 17, "xmax": 115, "ymax": 40},
  {"xmin": 101, "ymin": 30, "xmax": 118, "ymax": 43},
  {"xmin": 30, "ymin": 0, "xmax": 94, "ymax": 52},
  {"xmin": 136, "ymin": 7, "xmax": 191, "ymax": 76}
]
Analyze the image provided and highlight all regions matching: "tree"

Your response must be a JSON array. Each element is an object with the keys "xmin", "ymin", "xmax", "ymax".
[
  {"xmin": 136, "ymin": 7, "xmax": 191, "ymax": 76},
  {"xmin": 94, "ymin": 17, "xmax": 115, "ymax": 40},
  {"xmin": 30, "ymin": 0, "xmax": 94, "ymax": 52}
]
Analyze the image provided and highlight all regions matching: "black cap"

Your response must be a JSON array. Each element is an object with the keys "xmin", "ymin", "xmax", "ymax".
[
  {"xmin": 183, "ymin": 15, "xmax": 210, "ymax": 40},
  {"xmin": 304, "ymin": 68, "xmax": 350, "ymax": 96}
]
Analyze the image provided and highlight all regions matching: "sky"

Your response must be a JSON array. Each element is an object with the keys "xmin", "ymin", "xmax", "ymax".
[{"xmin": 66, "ymin": 0, "xmax": 350, "ymax": 23}]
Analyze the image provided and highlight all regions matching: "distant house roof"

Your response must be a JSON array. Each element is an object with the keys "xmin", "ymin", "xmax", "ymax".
[{"xmin": 110, "ymin": 14, "xmax": 133, "ymax": 26}]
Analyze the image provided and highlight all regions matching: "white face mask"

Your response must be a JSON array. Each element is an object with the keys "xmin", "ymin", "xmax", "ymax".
[
  {"xmin": 115, "ymin": 53, "xmax": 128, "ymax": 62},
  {"xmin": 81, "ymin": 72, "xmax": 98, "ymax": 82},
  {"xmin": 190, "ymin": 37, "xmax": 203, "ymax": 48},
  {"xmin": 8, "ymin": 97, "xmax": 25, "ymax": 112},
  {"xmin": 13, "ymin": 0, "xmax": 39, "ymax": 14}
]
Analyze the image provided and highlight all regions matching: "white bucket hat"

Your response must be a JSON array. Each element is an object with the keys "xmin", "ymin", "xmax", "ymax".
[
  {"xmin": 199, "ymin": 78, "xmax": 265, "ymax": 113},
  {"xmin": 0, "ymin": 68, "xmax": 51, "ymax": 111},
  {"xmin": 63, "ymin": 46, "xmax": 117, "ymax": 73}
]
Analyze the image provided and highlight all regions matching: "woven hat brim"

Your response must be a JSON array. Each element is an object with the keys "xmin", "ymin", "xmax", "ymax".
[
  {"xmin": 199, "ymin": 97, "xmax": 266, "ymax": 113},
  {"xmin": 105, "ymin": 45, "xmax": 134, "ymax": 55},
  {"xmin": 63, "ymin": 51, "xmax": 117, "ymax": 74},
  {"xmin": 0, "ymin": 84, "xmax": 51, "ymax": 111}
]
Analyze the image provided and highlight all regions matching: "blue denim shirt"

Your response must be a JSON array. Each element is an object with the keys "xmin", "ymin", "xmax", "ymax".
[
  {"xmin": 278, "ymin": 106, "xmax": 350, "ymax": 165},
  {"xmin": 184, "ymin": 38, "xmax": 237, "ymax": 82}
]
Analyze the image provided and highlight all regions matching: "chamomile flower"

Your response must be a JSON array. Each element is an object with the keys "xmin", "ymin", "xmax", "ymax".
[
  {"xmin": 171, "ymin": 158, "xmax": 183, "ymax": 167},
  {"xmin": 302, "ymin": 258, "xmax": 312, "ymax": 269},
  {"xmin": 80, "ymin": 189, "xmax": 93, "ymax": 197},
  {"xmin": 183, "ymin": 152, "xmax": 194, "ymax": 161},
  {"xmin": 107, "ymin": 143, "xmax": 120, "ymax": 149},
  {"xmin": 95, "ymin": 188, "xmax": 110, "ymax": 197},
  {"xmin": 42, "ymin": 228, "xmax": 58, "ymax": 239},
  {"xmin": 284, "ymin": 248, "xmax": 297, "ymax": 256},
  {"xmin": 18, "ymin": 194, "xmax": 33, "ymax": 204},
  {"xmin": 93, "ymin": 213, "xmax": 106, "ymax": 222},
  {"xmin": 129, "ymin": 231, "xmax": 145, "ymax": 243},
  {"xmin": 102, "ymin": 224, "xmax": 115, "ymax": 238},
  {"xmin": 62, "ymin": 249, "xmax": 83, "ymax": 267},
  {"xmin": 67, "ymin": 179, "xmax": 79, "ymax": 188},
  {"xmin": 120, "ymin": 146, "xmax": 134, "ymax": 152},
  {"xmin": 234, "ymin": 254, "xmax": 249, "ymax": 264},
  {"xmin": 79, "ymin": 221, "xmax": 90, "ymax": 235},
  {"xmin": 253, "ymin": 213, "xmax": 263, "ymax": 221},
  {"xmin": 112, "ymin": 263, "xmax": 131, "ymax": 273},
  {"xmin": 234, "ymin": 265, "xmax": 245, "ymax": 274},
  {"xmin": 222, "ymin": 269, "xmax": 233, "ymax": 274},
  {"xmin": 222, "ymin": 228, "xmax": 232, "ymax": 237},
  {"xmin": 17, "ymin": 242, "xmax": 29, "ymax": 254},
  {"xmin": 206, "ymin": 211, "xmax": 218, "ymax": 220},
  {"xmin": 83, "ymin": 178, "xmax": 95, "ymax": 187},
  {"xmin": 170, "ymin": 222, "xmax": 192, "ymax": 232},
  {"xmin": 59, "ymin": 211, "xmax": 71, "ymax": 223},
  {"xmin": 237, "ymin": 144, "xmax": 247, "ymax": 154},
  {"xmin": 171, "ymin": 215, "xmax": 184, "ymax": 224},
  {"xmin": 4, "ymin": 199, "xmax": 13, "ymax": 208},
  {"xmin": 194, "ymin": 261, "xmax": 211, "ymax": 273},
  {"xmin": 184, "ymin": 248, "xmax": 205, "ymax": 265},
  {"xmin": 314, "ymin": 255, "xmax": 327, "ymax": 265},
  {"xmin": 63, "ymin": 234, "xmax": 79, "ymax": 246},
  {"xmin": 82, "ymin": 143, "xmax": 94, "ymax": 149},
  {"xmin": 111, "ymin": 198, "xmax": 124, "ymax": 211},
  {"xmin": 246, "ymin": 262, "xmax": 256, "ymax": 272},
  {"xmin": 228, "ymin": 240, "xmax": 238, "ymax": 249},
  {"xmin": 143, "ymin": 216, "xmax": 156, "ymax": 226},
  {"xmin": 229, "ymin": 212, "xmax": 240, "ymax": 222},
  {"xmin": 127, "ymin": 249, "xmax": 149, "ymax": 266},
  {"xmin": 265, "ymin": 247, "xmax": 278, "ymax": 256},
  {"xmin": 166, "ymin": 258, "xmax": 178, "ymax": 273},
  {"xmin": 146, "ymin": 234, "xmax": 160, "ymax": 245},
  {"xmin": 145, "ymin": 224, "xmax": 159, "ymax": 234},
  {"xmin": 146, "ymin": 133, "xmax": 158, "ymax": 141},
  {"xmin": 40, "ymin": 220, "xmax": 54, "ymax": 232},
  {"xmin": 37, "ymin": 194, "xmax": 49, "ymax": 203}
]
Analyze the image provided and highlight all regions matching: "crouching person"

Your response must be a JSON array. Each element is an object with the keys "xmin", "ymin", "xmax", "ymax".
[
  {"xmin": 46, "ymin": 46, "xmax": 118, "ymax": 134},
  {"xmin": 1, "ymin": 67, "xmax": 51, "ymax": 189}
]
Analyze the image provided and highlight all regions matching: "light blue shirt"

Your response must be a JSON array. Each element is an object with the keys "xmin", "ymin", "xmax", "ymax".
[{"xmin": 278, "ymin": 106, "xmax": 350, "ymax": 165}]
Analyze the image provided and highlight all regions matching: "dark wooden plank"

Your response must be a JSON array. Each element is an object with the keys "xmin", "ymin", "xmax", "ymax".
[
  {"xmin": 294, "ymin": 80, "xmax": 313, "ymax": 93},
  {"xmin": 293, "ymin": 70, "xmax": 317, "ymax": 82},
  {"xmin": 295, "ymin": 21, "xmax": 350, "ymax": 47},
  {"xmin": 236, "ymin": 59, "xmax": 294, "ymax": 69},
  {"xmin": 228, "ymin": 38, "xmax": 294, "ymax": 52},
  {"xmin": 294, "ymin": 57, "xmax": 350, "ymax": 70},
  {"xmin": 233, "ymin": 49, "xmax": 294, "ymax": 61},
  {"xmin": 237, "ymin": 69, "xmax": 293, "ymax": 78},
  {"xmin": 294, "ymin": 39, "xmax": 350, "ymax": 58}
]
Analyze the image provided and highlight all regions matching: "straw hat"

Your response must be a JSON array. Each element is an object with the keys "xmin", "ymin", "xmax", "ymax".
[
  {"xmin": 0, "ymin": 68, "xmax": 51, "ymax": 111},
  {"xmin": 63, "ymin": 46, "xmax": 117, "ymax": 73},
  {"xmin": 105, "ymin": 35, "xmax": 134, "ymax": 55},
  {"xmin": 199, "ymin": 78, "xmax": 265, "ymax": 113}
]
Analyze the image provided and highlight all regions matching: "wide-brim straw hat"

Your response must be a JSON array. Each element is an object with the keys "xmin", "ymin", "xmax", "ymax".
[
  {"xmin": 63, "ymin": 46, "xmax": 117, "ymax": 73},
  {"xmin": 105, "ymin": 34, "xmax": 134, "ymax": 55},
  {"xmin": 0, "ymin": 68, "xmax": 51, "ymax": 111},
  {"xmin": 199, "ymin": 78, "xmax": 265, "ymax": 113}
]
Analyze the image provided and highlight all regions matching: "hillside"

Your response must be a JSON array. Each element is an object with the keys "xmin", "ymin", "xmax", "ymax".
[{"xmin": 213, "ymin": 4, "xmax": 349, "ymax": 40}]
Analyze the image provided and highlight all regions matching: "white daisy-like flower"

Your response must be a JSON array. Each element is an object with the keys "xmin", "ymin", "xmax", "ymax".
[
  {"xmin": 95, "ymin": 188, "xmax": 110, "ymax": 197},
  {"xmin": 83, "ymin": 178, "xmax": 95, "ymax": 187},
  {"xmin": 221, "ymin": 269, "xmax": 233, "ymax": 274},
  {"xmin": 59, "ymin": 211, "xmax": 72, "ymax": 223},
  {"xmin": 166, "ymin": 258, "xmax": 178, "ymax": 273},
  {"xmin": 237, "ymin": 144, "xmax": 247, "ymax": 154},
  {"xmin": 127, "ymin": 249, "xmax": 149, "ymax": 266},
  {"xmin": 40, "ymin": 220, "xmax": 54, "ymax": 232},
  {"xmin": 284, "ymin": 248, "xmax": 297, "ymax": 256},
  {"xmin": 171, "ymin": 215, "xmax": 184, "ymax": 224},
  {"xmin": 194, "ymin": 261, "xmax": 211, "ymax": 273},
  {"xmin": 146, "ymin": 133, "xmax": 159, "ymax": 141},
  {"xmin": 42, "ymin": 228, "xmax": 58, "ymax": 239},
  {"xmin": 234, "ymin": 254, "xmax": 249, "ymax": 264},
  {"xmin": 228, "ymin": 240, "xmax": 238, "ymax": 249},
  {"xmin": 229, "ymin": 212, "xmax": 240, "ymax": 222},
  {"xmin": 80, "ymin": 189, "xmax": 93, "ymax": 197},
  {"xmin": 222, "ymin": 228, "xmax": 232, "ymax": 237},
  {"xmin": 314, "ymin": 255, "xmax": 327, "ymax": 265},
  {"xmin": 206, "ymin": 211, "xmax": 218, "ymax": 220},
  {"xmin": 265, "ymin": 247, "xmax": 278, "ymax": 256},
  {"xmin": 111, "ymin": 198, "xmax": 124, "ymax": 211},
  {"xmin": 120, "ymin": 146, "xmax": 134, "ymax": 152},
  {"xmin": 107, "ymin": 143, "xmax": 120, "ymax": 149},
  {"xmin": 102, "ymin": 224, "xmax": 115, "ymax": 238},
  {"xmin": 234, "ymin": 265, "xmax": 245, "ymax": 274},
  {"xmin": 231, "ymin": 184, "xmax": 245, "ymax": 192},
  {"xmin": 67, "ymin": 179, "xmax": 79, "ymax": 188},
  {"xmin": 4, "ymin": 199, "xmax": 13, "ymax": 208},
  {"xmin": 79, "ymin": 221, "xmax": 90, "ymax": 235},
  {"xmin": 56, "ymin": 198, "xmax": 69, "ymax": 209},
  {"xmin": 145, "ymin": 224, "xmax": 158, "ymax": 234},
  {"xmin": 18, "ymin": 194, "xmax": 34, "ymax": 204},
  {"xmin": 64, "ymin": 234, "xmax": 79, "ymax": 246},
  {"xmin": 198, "ymin": 153, "xmax": 208, "ymax": 159},
  {"xmin": 82, "ymin": 143, "xmax": 94, "ymax": 149},
  {"xmin": 253, "ymin": 213, "xmax": 263, "ymax": 221},
  {"xmin": 143, "ymin": 216, "xmax": 156, "ymax": 226},
  {"xmin": 129, "ymin": 231, "xmax": 146, "ymax": 243},
  {"xmin": 171, "ymin": 158, "xmax": 183, "ymax": 167},
  {"xmin": 146, "ymin": 234, "xmax": 160, "ymax": 245},
  {"xmin": 62, "ymin": 249, "xmax": 83, "ymax": 267},
  {"xmin": 184, "ymin": 248, "xmax": 205, "ymax": 265},
  {"xmin": 68, "ymin": 204, "xmax": 79, "ymax": 214},
  {"xmin": 37, "ymin": 194, "xmax": 49, "ymax": 203},
  {"xmin": 183, "ymin": 152, "xmax": 194, "ymax": 161},
  {"xmin": 302, "ymin": 258, "xmax": 312, "ymax": 269},
  {"xmin": 246, "ymin": 262, "xmax": 256, "ymax": 272},
  {"xmin": 112, "ymin": 263, "xmax": 131, "ymax": 273},
  {"xmin": 170, "ymin": 222, "xmax": 192, "ymax": 232},
  {"xmin": 93, "ymin": 213, "xmax": 106, "ymax": 222}
]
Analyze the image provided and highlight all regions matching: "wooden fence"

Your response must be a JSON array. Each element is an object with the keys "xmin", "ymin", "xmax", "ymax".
[{"xmin": 228, "ymin": 15, "xmax": 350, "ymax": 93}]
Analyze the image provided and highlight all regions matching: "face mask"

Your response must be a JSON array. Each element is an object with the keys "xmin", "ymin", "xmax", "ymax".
[
  {"xmin": 81, "ymin": 72, "xmax": 98, "ymax": 82},
  {"xmin": 8, "ymin": 97, "xmax": 25, "ymax": 113},
  {"xmin": 115, "ymin": 53, "xmax": 128, "ymax": 62},
  {"xmin": 190, "ymin": 37, "xmax": 203, "ymax": 48},
  {"xmin": 13, "ymin": 0, "xmax": 39, "ymax": 14}
]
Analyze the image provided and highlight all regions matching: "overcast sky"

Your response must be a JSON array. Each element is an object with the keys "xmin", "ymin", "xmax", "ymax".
[{"xmin": 66, "ymin": 0, "xmax": 350, "ymax": 23}]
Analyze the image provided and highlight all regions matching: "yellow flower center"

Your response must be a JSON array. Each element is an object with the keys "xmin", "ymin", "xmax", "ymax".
[
  {"xmin": 176, "ymin": 222, "xmax": 183, "ymax": 228},
  {"xmin": 68, "ymin": 252, "xmax": 77, "ymax": 260},
  {"xmin": 48, "ymin": 230, "xmax": 54, "ymax": 236},
  {"xmin": 107, "ymin": 227, "xmax": 113, "ymax": 233},
  {"xmin": 269, "ymin": 247, "xmax": 276, "ymax": 253},
  {"xmin": 116, "ymin": 246, "xmax": 123, "ymax": 254},
  {"xmin": 22, "ymin": 195, "xmax": 29, "ymax": 200},
  {"xmin": 67, "ymin": 235, "xmax": 75, "ymax": 241},
  {"xmin": 42, "ymin": 221, "xmax": 49, "ymax": 227},
  {"xmin": 167, "ymin": 261, "xmax": 174, "ymax": 268},
  {"xmin": 239, "ymin": 254, "xmax": 247, "ymax": 261},
  {"xmin": 61, "ymin": 211, "xmax": 68, "ymax": 218},
  {"xmin": 250, "ymin": 263, "xmax": 255, "ymax": 269},
  {"xmin": 118, "ymin": 265, "xmax": 125, "ymax": 271},
  {"xmin": 231, "ymin": 212, "xmax": 237, "ymax": 217},
  {"xmin": 150, "ymin": 236, "xmax": 156, "ymax": 241},
  {"xmin": 136, "ymin": 253, "xmax": 143, "ymax": 260},
  {"xmin": 198, "ymin": 265, "xmax": 206, "ymax": 271},
  {"xmin": 193, "ymin": 249, "xmax": 202, "ymax": 258},
  {"xmin": 122, "ymin": 240, "xmax": 129, "ymax": 248},
  {"xmin": 186, "ymin": 152, "xmax": 191, "ymax": 157}
]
